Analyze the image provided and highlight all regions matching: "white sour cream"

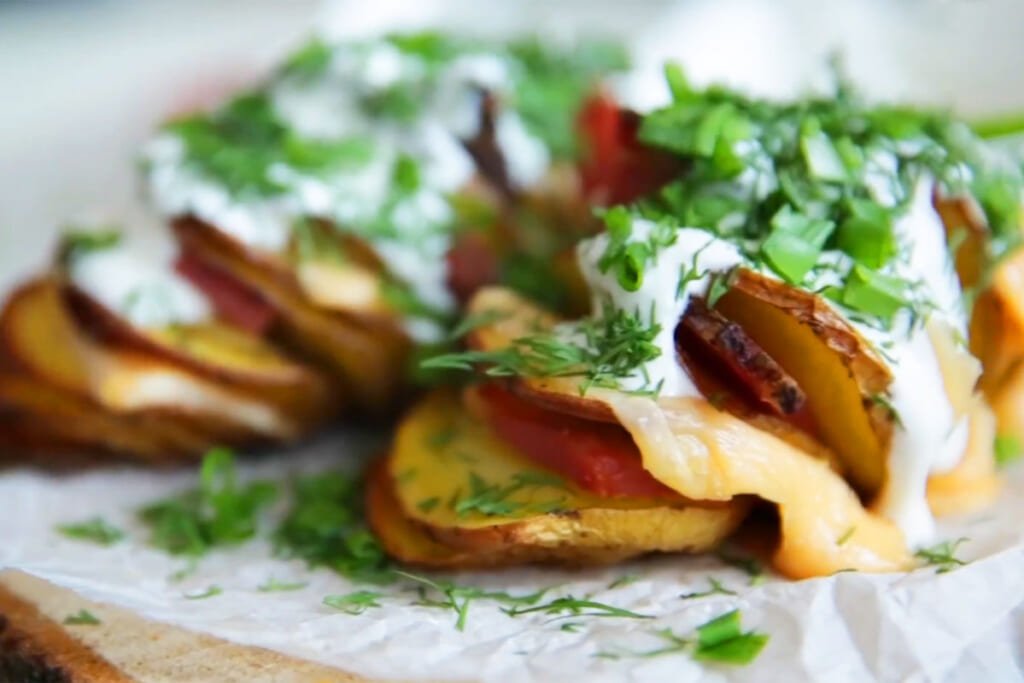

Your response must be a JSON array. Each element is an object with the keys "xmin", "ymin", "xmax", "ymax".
[
  {"xmin": 575, "ymin": 219, "xmax": 745, "ymax": 396},
  {"xmin": 69, "ymin": 242, "xmax": 211, "ymax": 330},
  {"xmin": 854, "ymin": 177, "xmax": 974, "ymax": 546},
  {"xmin": 145, "ymin": 39, "xmax": 553, "ymax": 339}
]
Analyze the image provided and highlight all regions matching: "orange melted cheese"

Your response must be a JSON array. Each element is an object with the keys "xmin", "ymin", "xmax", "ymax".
[{"xmin": 606, "ymin": 393, "xmax": 912, "ymax": 578}]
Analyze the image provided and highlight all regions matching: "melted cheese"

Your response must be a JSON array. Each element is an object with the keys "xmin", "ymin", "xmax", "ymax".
[
  {"xmin": 69, "ymin": 326, "xmax": 294, "ymax": 438},
  {"xmin": 606, "ymin": 392, "xmax": 912, "ymax": 578}
]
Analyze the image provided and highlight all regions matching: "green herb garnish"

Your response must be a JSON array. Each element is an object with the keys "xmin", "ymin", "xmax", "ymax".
[
  {"xmin": 274, "ymin": 470, "xmax": 393, "ymax": 584},
  {"xmin": 915, "ymin": 537, "xmax": 969, "ymax": 573},
  {"xmin": 503, "ymin": 596, "xmax": 652, "ymax": 620},
  {"xmin": 184, "ymin": 585, "xmax": 222, "ymax": 600},
  {"xmin": 596, "ymin": 610, "xmax": 768, "ymax": 666},
  {"xmin": 323, "ymin": 590, "xmax": 384, "ymax": 615},
  {"xmin": 56, "ymin": 517, "xmax": 125, "ymax": 546},
  {"xmin": 694, "ymin": 609, "xmax": 770, "ymax": 665},
  {"xmin": 452, "ymin": 470, "xmax": 566, "ymax": 518},
  {"xmin": 397, "ymin": 570, "xmax": 548, "ymax": 631},
  {"xmin": 424, "ymin": 302, "xmax": 663, "ymax": 396},
  {"xmin": 995, "ymin": 434, "xmax": 1022, "ymax": 466},
  {"xmin": 63, "ymin": 609, "xmax": 101, "ymax": 626},
  {"xmin": 138, "ymin": 449, "xmax": 277, "ymax": 556},
  {"xmin": 257, "ymin": 578, "xmax": 308, "ymax": 593},
  {"xmin": 680, "ymin": 577, "xmax": 737, "ymax": 600}
]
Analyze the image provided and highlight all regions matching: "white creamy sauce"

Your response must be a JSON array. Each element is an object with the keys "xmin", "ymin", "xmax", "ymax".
[
  {"xmin": 69, "ymin": 243, "xmax": 211, "ymax": 330},
  {"xmin": 575, "ymin": 219, "xmax": 745, "ymax": 396},
  {"xmin": 854, "ymin": 177, "xmax": 973, "ymax": 546},
  {"xmin": 145, "ymin": 40, "xmax": 552, "ymax": 339}
]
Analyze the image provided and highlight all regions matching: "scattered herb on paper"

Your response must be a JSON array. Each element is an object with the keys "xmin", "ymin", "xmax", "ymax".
[
  {"xmin": 324, "ymin": 590, "xmax": 384, "ymax": 615},
  {"xmin": 63, "ymin": 609, "xmax": 101, "ymax": 626},
  {"xmin": 397, "ymin": 570, "xmax": 548, "ymax": 631},
  {"xmin": 607, "ymin": 574, "xmax": 641, "ymax": 590},
  {"xmin": 694, "ymin": 609, "xmax": 770, "ymax": 665},
  {"xmin": 503, "ymin": 596, "xmax": 653, "ymax": 620},
  {"xmin": 184, "ymin": 585, "xmax": 223, "ymax": 600},
  {"xmin": 915, "ymin": 537, "xmax": 969, "ymax": 573},
  {"xmin": 257, "ymin": 578, "xmax": 309, "ymax": 593},
  {"xmin": 138, "ymin": 448, "xmax": 277, "ymax": 556},
  {"xmin": 596, "ymin": 610, "xmax": 768, "ymax": 666},
  {"xmin": 274, "ymin": 470, "xmax": 394, "ymax": 584},
  {"xmin": 680, "ymin": 577, "xmax": 737, "ymax": 600},
  {"xmin": 56, "ymin": 517, "xmax": 125, "ymax": 546}
]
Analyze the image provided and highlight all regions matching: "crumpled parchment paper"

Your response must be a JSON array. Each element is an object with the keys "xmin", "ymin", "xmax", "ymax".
[{"xmin": 1, "ymin": 432, "xmax": 1021, "ymax": 683}]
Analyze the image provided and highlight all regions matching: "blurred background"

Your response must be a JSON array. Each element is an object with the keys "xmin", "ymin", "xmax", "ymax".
[{"xmin": 2, "ymin": 0, "xmax": 1023, "ymax": 292}]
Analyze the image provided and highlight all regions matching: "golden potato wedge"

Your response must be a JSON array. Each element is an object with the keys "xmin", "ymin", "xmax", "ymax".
[
  {"xmin": 61, "ymin": 281, "xmax": 338, "ymax": 427},
  {"xmin": 173, "ymin": 217, "xmax": 411, "ymax": 414},
  {"xmin": 714, "ymin": 269, "xmax": 894, "ymax": 496},
  {"xmin": 0, "ymin": 278, "xmax": 317, "ymax": 447},
  {"xmin": 934, "ymin": 193, "xmax": 989, "ymax": 290},
  {"xmin": 365, "ymin": 459, "xmax": 512, "ymax": 569},
  {"xmin": 0, "ymin": 278, "xmax": 92, "ymax": 395},
  {"xmin": 384, "ymin": 390, "xmax": 747, "ymax": 565},
  {"xmin": 465, "ymin": 286, "xmax": 618, "ymax": 423},
  {"xmin": 0, "ymin": 372, "xmax": 203, "ymax": 462}
]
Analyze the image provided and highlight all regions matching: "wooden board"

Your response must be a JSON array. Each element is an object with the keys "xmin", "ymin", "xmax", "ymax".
[{"xmin": 0, "ymin": 570, "xmax": 376, "ymax": 683}]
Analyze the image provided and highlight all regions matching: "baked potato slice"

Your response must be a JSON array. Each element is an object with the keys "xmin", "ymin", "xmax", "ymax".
[
  {"xmin": 464, "ymin": 286, "xmax": 618, "ymax": 423},
  {"xmin": 173, "ymin": 217, "xmax": 411, "ymax": 414},
  {"xmin": 0, "ymin": 372, "xmax": 203, "ymax": 462},
  {"xmin": 365, "ymin": 459, "xmax": 512, "ymax": 569},
  {"xmin": 714, "ymin": 269, "xmax": 894, "ymax": 496},
  {"xmin": 0, "ymin": 277, "xmax": 315, "ymax": 447},
  {"xmin": 61, "ymin": 281, "xmax": 338, "ymax": 427},
  {"xmin": 384, "ymin": 390, "xmax": 747, "ymax": 565}
]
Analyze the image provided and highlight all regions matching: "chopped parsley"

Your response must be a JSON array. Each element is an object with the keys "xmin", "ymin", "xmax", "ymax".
[
  {"xmin": 183, "ymin": 585, "xmax": 222, "ymax": 600},
  {"xmin": 274, "ymin": 470, "xmax": 394, "ymax": 584},
  {"xmin": 452, "ymin": 470, "xmax": 567, "ymax": 518},
  {"xmin": 717, "ymin": 551, "xmax": 768, "ymax": 586},
  {"xmin": 138, "ymin": 449, "xmax": 277, "ymax": 556},
  {"xmin": 503, "ymin": 596, "xmax": 652, "ymax": 620},
  {"xmin": 56, "ymin": 517, "xmax": 125, "ymax": 546},
  {"xmin": 63, "ymin": 609, "xmax": 101, "ymax": 626},
  {"xmin": 915, "ymin": 537, "xmax": 969, "ymax": 573},
  {"xmin": 423, "ymin": 301, "xmax": 663, "ymax": 395},
  {"xmin": 59, "ymin": 228, "xmax": 121, "ymax": 264},
  {"xmin": 257, "ymin": 578, "xmax": 308, "ymax": 593},
  {"xmin": 597, "ymin": 62, "xmax": 1024, "ymax": 331},
  {"xmin": 596, "ymin": 609, "xmax": 768, "ymax": 666},
  {"xmin": 323, "ymin": 590, "xmax": 384, "ymax": 615},
  {"xmin": 994, "ymin": 434, "xmax": 1022, "ymax": 467},
  {"xmin": 397, "ymin": 570, "xmax": 548, "ymax": 631},
  {"xmin": 694, "ymin": 609, "xmax": 770, "ymax": 665},
  {"xmin": 607, "ymin": 574, "xmax": 641, "ymax": 590},
  {"xmin": 680, "ymin": 577, "xmax": 737, "ymax": 600}
]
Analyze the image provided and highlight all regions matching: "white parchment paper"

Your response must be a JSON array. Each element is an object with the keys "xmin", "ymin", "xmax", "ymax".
[{"xmin": 1, "ymin": 432, "xmax": 1022, "ymax": 683}]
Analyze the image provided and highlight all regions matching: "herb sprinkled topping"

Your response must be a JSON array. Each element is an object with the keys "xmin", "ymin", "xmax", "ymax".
[{"xmin": 56, "ymin": 517, "xmax": 125, "ymax": 546}]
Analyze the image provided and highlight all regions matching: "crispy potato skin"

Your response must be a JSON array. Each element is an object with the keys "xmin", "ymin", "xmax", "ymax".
[
  {"xmin": 379, "ymin": 390, "xmax": 747, "ymax": 568},
  {"xmin": 679, "ymin": 299, "xmax": 806, "ymax": 417},
  {"xmin": 0, "ymin": 372, "xmax": 203, "ymax": 463},
  {"xmin": 715, "ymin": 270, "xmax": 894, "ymax": 496},
  {"xmin": 0, "ymin": 277, "xmax": 330, "ymax": 461},
  {"xmin": 173, "ymin": 217, "xmax": 411, "ymax": 415}
]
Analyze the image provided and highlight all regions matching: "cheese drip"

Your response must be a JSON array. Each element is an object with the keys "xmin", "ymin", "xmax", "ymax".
[{"xmin": 607, "ymin": 392, "xmax": 912, "ymax": 578}]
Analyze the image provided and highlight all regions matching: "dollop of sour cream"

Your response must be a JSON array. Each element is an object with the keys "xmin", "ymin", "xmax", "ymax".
[
  {"xmin": 69, "ymin": 242, "xmax": 211, "ymax": 330},
  {"xmin": 144, "ymin": 39, "xmax": 552, "ymax": 343},
  {"xmin": 575, "ymin": 219, "xmax": 744, "ymax": 396},
  {"xmin": 856, "ymin": 177, "xmax": 975, "ymax": 546}
]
